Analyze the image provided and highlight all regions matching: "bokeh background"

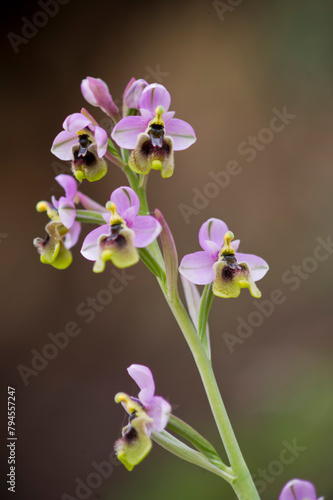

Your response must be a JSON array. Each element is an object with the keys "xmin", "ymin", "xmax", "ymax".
[{"xmin": 1, "ymin": 0, "xmax": 333, "ymax": 499}]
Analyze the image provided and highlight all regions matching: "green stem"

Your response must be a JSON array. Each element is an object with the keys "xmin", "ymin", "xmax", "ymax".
[
  {"xmin": 167, "ymin": 414, "xmax": 230, "ymax": 472},
  {"xmin": 197, "ymin": 283, "xmax": 214, "ymax": 359},
  {"xmin": 151, "ymin": 430, "xmax": 235, "ymax": 484},
  {"xmin": 162, "ymin": 291, "xmax": 259, "ymax": 500}
]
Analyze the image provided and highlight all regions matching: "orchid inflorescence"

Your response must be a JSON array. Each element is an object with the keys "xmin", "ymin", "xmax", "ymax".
[{"xmin": 33, "ymin": 76, "xmax": 323, "ymax": 499}]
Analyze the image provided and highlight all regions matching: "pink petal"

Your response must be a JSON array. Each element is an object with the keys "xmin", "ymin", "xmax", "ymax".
[
  {"xmin": 200, "ymin": 239, "xmax": 220, "ymax": 259},
  {"xmin": 199, "ymin": 218, "xmax": 229, "ymax": 250},
  {"xmin": 165, "ymin": 118, "xmax": 196, "ymax": 151},
  {"xmin": 148, "ymin": 396, "xmax": 172, "ymax": 433},
  {"xmin": 140, "ymin": 108, "xmax": 154, "ymax": 124},
  {"xmin": 93, "ymin": 126, "xmax": 108, "ymax": 157},
  {"xmin": 51, "ymin": 130, "xmax": 77, "ymax": 161},
  {"xmin": 111, "ymin": 116, "xmax": 147, "ymax": 149},
  {"xmin": 81, "ymin": 78, "xmax": 99, "ymax": 106},
  {"xmin": 58, "ymin": 198, "xmax": 76, "ymax": 228},
  {"xmin": 162, "ymin": 111, "xmax": 175, "ymax": 124},
  {"xmin": 77, "ymin": 192, "xmax": 107, "ymax": 213},
  {"xmin": 55, "ymin": 174, "xmax": 77, "ymax": 201},
  {"xmin": 80, "ymin": 225, "xmax": 109, "ymax": 261},
  {"xmin": 127, "ymin": 364, "xmax": 155, "ymax": 407},
  {"xmin": 63, "ymin": 113, "xmax": 91, "ymax": 133},
  {"xmin": 131, "ymin": 216, "xmax": 162, "ymax": 248},
  {"xmin": 64, "ymin": 221, "xmax": 81, "ymax": 249},
  {"xmin": 279, "ymin": 479, "xmax": 318, "ymax": 500},
  {"xmin": 125, "ymin": 78, "xmax": 148, "ymax": 109},
  {"xmin": 110, "ymin": 186, "xmax": 140, "ymax": 221},
  {"xmin": 139, "ymin": 84, "xmax": 171, "ymax": 114},
  {"xmin": 232, "ymin": 239, "xmax": 240, "ymax": 252},
  {"xmin": 179, "ymin": 251, "xmax": 216, "ymax": 285},
  {"xmin": 235, "ymin": 252, "xmax": 269, "ymax": 282},
  {"xmin": 81, "ymin": 77, "xmax": 119, "ymax": 119}
]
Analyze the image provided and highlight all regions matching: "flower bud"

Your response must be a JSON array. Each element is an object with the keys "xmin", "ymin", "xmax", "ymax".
[{"xmin": 81, "ymin": 77, "xmax": 119, "ymax": 122}]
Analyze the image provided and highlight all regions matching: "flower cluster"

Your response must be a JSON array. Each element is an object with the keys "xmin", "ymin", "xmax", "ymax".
[{"xmin": 33, "ymin": 74, "xmax": 325, "ymax": 500}]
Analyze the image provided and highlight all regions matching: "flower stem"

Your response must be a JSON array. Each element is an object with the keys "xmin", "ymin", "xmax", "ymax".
[
  {"xmin": 163, "ymin": 291, "xmax": 260, "ymax": 499},
  {"xmin": 151, "ymin": 430, "xmax": 235, "ymax": 484},
  {"xmin": 197, "ymin": 283, "xmax": 214, "ymax": 359}
]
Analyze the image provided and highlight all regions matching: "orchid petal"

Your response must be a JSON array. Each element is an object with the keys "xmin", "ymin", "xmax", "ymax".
[
  {"xmin": 199, "ymin": 218, "xmax": 229, "ymax": 250},
  {"xmin": 139, "ymin": 84, "xmax": 171, "ymax": 114},
  {"xmin": 81, "ymin": 77, "xmax": 119, "ymax": 119},
  {"xmin": 55, "ymin": 174, "xmax": 77, "ymax": 201},
  {"xmin": 179, "ymin": 251, "xmax": 215, "ymax": 285},
  {"xmin": 279, "ymin": 479, "xmax": 318, "ymax": 500},
  {"xmin": 165, "ymin": 118, "xmax": 196, "ymax": 151},
  {"xmin": 200, "ymin": 239, "xmax": 220, "ymax": 259},
  {"xmin": 80, "ymin": 225, "xmax": 109, "ymax": 261},
  {"xmin": 140, "ymin": 108, "xmax": 154, "ymax": 125},
  {"xmin": 125, "ymin": 78, "xmax": 148, "ymax": 110},
  {"xmin": 93, "ymin": 126, "xmax": 108, "ymax": 158},
  {"xmin": 148, "ymin": 396, "xmax": 172, "ymax": 433},
  {"xmin": 162, "ymin": 111, "xmax": 175, "ymax": 124},
  {"xmin": 64, "ymin": 221, "xmax": 81, "ymax": 249},
  {"xmin": 63, "ymin": 113, "xmax": 91, "ymax": 133},
  {"xmin": 235, "ymin": 252, "xmax": 269, "ymax": 282},
  {"xmin": 111, "ymin": 116, "xmax": 147, "ymax": 149},
  {"xmin": 58, "ymin": 197, "xmax": 76, "ymax": 228},
  {"xmin": 127, "ymin": 364, "xmax": 155, "ymax": 407},
  {"xmin": 110, "ymin": 186, "xmax": 140, "ymax": 220},
  {"xmin": 232, "ymin": 239, "xmax": 240, "ymax": 251},
  {"xmin": 51, "ymin": 130, "xmax": 77, "ymax": 161},
  {"xmin": 131, "ymin": 216, "xmax": 162, "ymax": 248}
]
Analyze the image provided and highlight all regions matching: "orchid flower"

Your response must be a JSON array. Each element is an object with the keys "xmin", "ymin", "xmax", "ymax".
[
  {"xmin": 179, "ymin": 218, "xmax": 269, "ymax": 298},
  {"xmin": 33, "ymin": 219, "xmax": 80, "ymax": 270},
  {"xmin": 111, "ymin": 83, "xmax": 196, "ymax": 178},
  {"xmin": 279, "ymin": 479, "xmax": 324, "ymax": 500},
  {"xmin": 51, "ymin": 112, "xmax": 108, "ymax": 182},
  {"xmin": 81, "ymin": 77, "xmax": 119, "ymax": 123},
  {"xmin": 51, "ymin": 174, "xmax": 106, "ymax": 228},
  {"xmin": 81, "ymin": 186, "xmax": 162, "ymax": 272},
  {"xmin": 114, "ymin": 364, "xmax": 172, "ymax": 471}
]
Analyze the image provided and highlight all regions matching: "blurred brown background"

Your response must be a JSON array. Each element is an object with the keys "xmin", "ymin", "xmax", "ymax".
[{"xmin": 1, "ymin": 0, "xmax": 333, "ymax": 499}]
